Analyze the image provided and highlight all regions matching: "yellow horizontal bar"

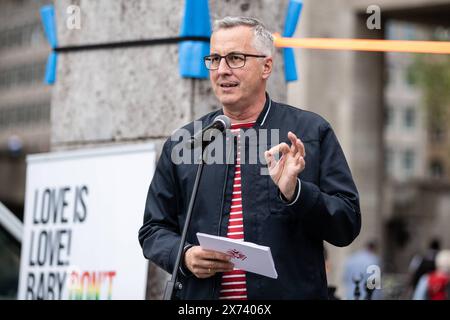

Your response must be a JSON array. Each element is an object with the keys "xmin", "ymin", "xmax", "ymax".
[{"xmin": 273, "ymin": 34, "xmax": 450, "ymax": 55}]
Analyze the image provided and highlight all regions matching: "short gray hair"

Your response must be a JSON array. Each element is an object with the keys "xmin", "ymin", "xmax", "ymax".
[{"xmin": 213, "ymin": 16, "xmax": 274, "ymax": 57}]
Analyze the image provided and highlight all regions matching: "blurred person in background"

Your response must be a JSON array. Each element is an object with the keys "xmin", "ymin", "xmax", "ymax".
[
  {"xmin": 343, "ymin": 240, "xmax": 382, "ymax": 300},
  {"xmin": 408, "ymin": 238, "xmax": 441, "ymax": 293},
  {"xmin": 413, "ymin": 249, "xmax": 450, "ymax": 300}
]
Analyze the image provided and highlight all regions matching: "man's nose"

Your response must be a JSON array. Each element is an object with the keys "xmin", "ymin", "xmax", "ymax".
[{"xmin": 217, "ymin": 57, "xmax": 232, "ymax": 76}]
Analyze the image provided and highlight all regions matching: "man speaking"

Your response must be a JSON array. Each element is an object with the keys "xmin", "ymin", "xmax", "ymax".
[{"xmin": 139, "ymin": 16, "xmax": 361, "ymax": 300}]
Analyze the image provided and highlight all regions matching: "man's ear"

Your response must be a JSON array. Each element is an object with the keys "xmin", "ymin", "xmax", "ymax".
[{"xmin": 262, "ymin": 56, "xmax": 273, "ymax": 80}]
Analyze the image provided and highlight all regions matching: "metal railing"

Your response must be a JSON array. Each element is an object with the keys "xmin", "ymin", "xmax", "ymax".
[{"xmin": 0, "ymin": 201, "xmax": 23, "ymax": 243}]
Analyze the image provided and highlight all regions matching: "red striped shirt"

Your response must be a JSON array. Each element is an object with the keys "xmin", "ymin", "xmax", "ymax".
[{"xmin": 219, "ymin": 121, "xmax": 255, "ymax": 300}]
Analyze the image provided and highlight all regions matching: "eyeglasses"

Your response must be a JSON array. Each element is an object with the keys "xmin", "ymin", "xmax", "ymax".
[{"xmin": 204, "ymin": 52, "xmax": 267, "ymax": 70}]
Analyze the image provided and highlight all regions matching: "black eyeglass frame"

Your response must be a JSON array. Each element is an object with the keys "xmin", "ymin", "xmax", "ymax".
[{"xmin": 203, "ymin": 52, "xmax": 267, "ymax": 70}]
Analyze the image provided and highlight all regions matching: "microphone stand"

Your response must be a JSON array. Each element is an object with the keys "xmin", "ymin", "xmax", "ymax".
[{"xmin": 163, "ymin": 139, "xmax": 210, "ymax": 300}]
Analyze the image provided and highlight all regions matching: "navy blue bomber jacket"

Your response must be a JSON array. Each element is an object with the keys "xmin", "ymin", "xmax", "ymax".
[{"xmin": 138, "ymin": 96, "xmax": 361, "ymax": 299}]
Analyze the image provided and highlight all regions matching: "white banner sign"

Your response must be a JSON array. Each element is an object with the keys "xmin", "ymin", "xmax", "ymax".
[{"xmin": 18, "ymin": 143, "xmax": 155, "ymax": 300}]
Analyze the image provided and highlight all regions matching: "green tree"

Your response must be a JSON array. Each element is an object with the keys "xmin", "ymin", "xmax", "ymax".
[{"xmin": 409, "ymin": 55, "xmax": 450, "ymax": 129}]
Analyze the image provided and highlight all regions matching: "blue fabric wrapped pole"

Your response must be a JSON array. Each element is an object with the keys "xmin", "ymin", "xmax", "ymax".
[
  {"xmin": 179, "ymin": 0, "xmax": 211, "ymax": 79},
  {"xmin": 283, "ymin": 0, "xmax": 303, "ymax": 82},
  {"xmin": 44, "ymin": 52, "xmax": 58, "ymax": 84},
  {"xmin": 40, "ymin": 5, "xmax": 58, "ymax": 84}
]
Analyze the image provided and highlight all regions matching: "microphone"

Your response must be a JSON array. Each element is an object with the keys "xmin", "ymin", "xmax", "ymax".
[{"xmin": 188, "ymin": 115, "xmax": 231, "ymax": 149}]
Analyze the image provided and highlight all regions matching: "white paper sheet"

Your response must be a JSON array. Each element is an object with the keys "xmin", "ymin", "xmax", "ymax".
[{"xmin": 196, "ymin": 232, "xmax": 278, "ymax": 279}]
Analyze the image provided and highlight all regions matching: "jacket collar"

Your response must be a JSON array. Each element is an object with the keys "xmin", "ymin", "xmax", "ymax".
[
  {"xmin": 218, "ymin": 92, "xmax": 272, "ymax": 128},
  {"xmin": 255, "ymin": 92, "xmax": 272, "ymax": 127}
]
